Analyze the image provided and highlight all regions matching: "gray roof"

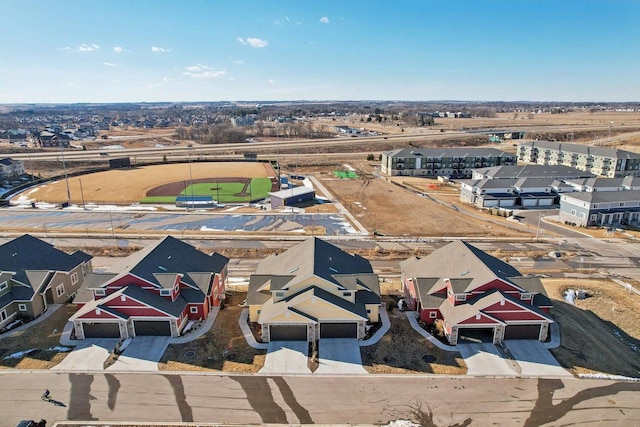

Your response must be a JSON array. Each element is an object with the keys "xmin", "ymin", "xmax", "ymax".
[
  {"xmin": 284, "ymin": 285, "xmax": 369, "ymax": 319},
  {"xmin": 0, "ymin": 234, "xmax": 91, "ymax": 291},
  {"xmin": 383, "ymin": 147, "xmax": 513, "ymax": 159},
  {"xmin": 519, "ymin": 140, "xmax": 640, "ymax": 159},
  {"xmin": 255, "ymin": 237, "xmax": 374, "ymax": 288},
  {"xmin": 401, "ymin": 241, "xmax": 523, "ymax": 293},
  {"xmin": 476, "ymin": 164, "xmax": 594, "ymax": 180},
  {"xmin": 96, "ymin": 236, "xmax": 227, "ymax": 291},
  {"xmin": 562, "ymin": 190, "xmax": 640, "ymax": 204}
]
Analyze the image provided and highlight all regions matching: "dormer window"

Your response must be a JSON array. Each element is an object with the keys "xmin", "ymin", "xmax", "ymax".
[
  {"xmin": 160, "ymin": 289, "xmax": 171, "ymax": 296},
  {"xmin": 275, "ymin": 291, "xmax": 285, "ymax": 297},
  {"xmin": 455, "ymin": 294, "xmax": 466, "ymax": 301},
  {"xmin": 343, "ymin": 291, "xmax": 352, "ymax": 297},
  {"xmin": 95, "ymin": 289, "xmax": 106, "ymax": 296},
  {"xmin": 521, "ymin": 293, "xmax": 532, "ymax": 300}
]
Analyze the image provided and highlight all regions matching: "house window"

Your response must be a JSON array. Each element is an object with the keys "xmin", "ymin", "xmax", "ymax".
[
  {"xmin": 500, "ymin": 299, "xmax": 505, "ymax": 306},
  {"xmin": 0, "ymin": 310, "xmax": 6, "ymax": 321},
  {"xmin": 56, "ymin": 284, "xmax": 65, "ymax": 297},
  {"xmin": 429, "ymin": 312, "xmax": 437, "ymax": 319},
  {"xmin": 71, "ymin": 272, "xmax": 79, "ymax": 285},
  {"xmin": 275, "ymin": 291, "xmax": 285, "ymax": 297},
  {"xmin": 190, "ymin": 306, "xmax": 198, "ymax": 313},
  {"xmin": 590, "ymin": 214, "xmax": 598, "ymax": 221},
  {"xmin": 521, "ymin": 293, "xmax": 532, "ymax": 300},
  {"xmin": 18, "ymin": 304, "xmax": 27, "ymax": 312},
  {"xmin": 455, "ymin": 294, "xmax": 466, "ymax": 301},
  {"xmin": 120, "ymin": 295, "xmax": 126, "ymax": 302},
  {"xmin": 160, "ymin": 289, "xmax": 171, "ymax": 296},
  {"xmin": 0, "ymin": 281, "xmax": 7, "ymax": 291},
  {"xmin": 620, "ymin": 203, "xmax": 625, "ymax": 207},
  {"xmin": 580, "ymin": 213, "xmax": 586, "ymax": 220},
  {"xmin": 571, "ymin": 209, "xmax": 577, "ymax": 216},
  {"xmin": 475, "ymin": 314, "xmax": 481, "ymax": 320},
  {"xmin": 343, "ymin": 291, "xmax": 352, "ymax": 297},
  {"xmin": 95, "ymin": 289, "xmax": 106, "ymax": 296}
]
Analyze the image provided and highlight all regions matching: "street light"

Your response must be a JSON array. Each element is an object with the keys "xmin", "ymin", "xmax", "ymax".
[
  {"xmin": 60, "ymin": 144, "xmax": 71, "ymax": 205},
  {"xmin": 188, "ymin": 147, "xmax": 194, "ymax": 210},
  {"xmin": 535, "ymin": 213, "xmax": 544, "ymax": 242}
]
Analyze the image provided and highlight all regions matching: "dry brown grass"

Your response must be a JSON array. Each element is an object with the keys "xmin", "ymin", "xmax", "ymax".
[
  {"xmin": 320, "ymin": 174, "xmax": 524, "ymax": 237},
  {"xmin": 23, "ymin": 161, "xmax": 275, "ymax": 204},
  {"xmin": 542, "ymin": 278, "xmax": 640, "ymax": 377},
  {"xmin": 159, "ymin": 293, "xmax": 265, "ymax": 372},
  {"xmin": 361, "ymin": 301, "xmax": 467, "ymax": 375},
  {"xmin": 0, "ymin": 304, "xmax": 77, "ymax": 369}
]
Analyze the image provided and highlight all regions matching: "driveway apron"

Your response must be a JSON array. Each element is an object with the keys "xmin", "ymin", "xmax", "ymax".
[
  {"xmin": 504, "ymin": 340, "xmax": 572, "ymax": 377},
  {"xmin": 458, "ymin": 342, "xmax": 519, "ymax": 377},
  {"xmin": 316, "ymin": 338, "xmax": 367, "ymax": 374},
  {"xmin": 259, "ymin": 341, "xmax": 311, "ymax": 374}
]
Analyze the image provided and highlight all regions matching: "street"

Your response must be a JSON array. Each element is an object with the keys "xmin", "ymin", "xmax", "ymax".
[{"xmin": 2, "ymin": 372, "xmax": 638, "ymax": 426}]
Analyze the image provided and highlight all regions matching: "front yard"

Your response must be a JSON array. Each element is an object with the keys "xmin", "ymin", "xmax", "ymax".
[
  {"xmin": 159, "ymin": 292, "xmax": 266, "ymax": 372},
  {"xmin": 0, "ymin": 304, "xmax": 77, "ymax": 369}
]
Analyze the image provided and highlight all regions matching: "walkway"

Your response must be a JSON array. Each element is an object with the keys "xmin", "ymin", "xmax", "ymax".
[{"xmin": 405, "ymin": 311, "xmax": 457, "ymax": 351}]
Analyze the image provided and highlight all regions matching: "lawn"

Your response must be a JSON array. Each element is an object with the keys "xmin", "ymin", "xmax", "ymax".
[
  {"xmin": 0, "ymin": 305, "xmax": 77, "ymax": 369},
  {"xmin": 542, "ymin": 278, "xmax": 640, "ymax": 377},
  {"xmin": 333, "ymin": 170, "xmax": 359, "ymax": 179},
  {"xmin": 159, "ymin": 293, "xmax": 266, "ymax": 372},
  {"xmin": 361, "ymin": 299, "xmax": 467, "ymax": 375},
  {"xmin": 141, "ymin": 177, "xmax": 273, "ymax": 204}
]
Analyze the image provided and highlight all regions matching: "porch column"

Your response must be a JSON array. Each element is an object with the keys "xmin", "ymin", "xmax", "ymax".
[
  {"xmin": 539, "ymin": 323, "xmax": 550, "ymax": 341},
  {"xmin": 494, "ymin": 325, "xmax": 505, "ymax": 344},
  {"xmin": 262, "ymin": 324, "xmax": 269, "ymax": 342}
]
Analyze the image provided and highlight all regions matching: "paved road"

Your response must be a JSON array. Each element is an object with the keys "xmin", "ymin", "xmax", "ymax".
[{"xmin": 1, "ymin": 372, "xmax": 638, "ymax": 426}]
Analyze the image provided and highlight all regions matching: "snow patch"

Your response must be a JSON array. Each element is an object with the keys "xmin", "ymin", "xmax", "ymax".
[
  {"xmin": 4, "ymin": 349, "xmax": 36, "ymax": 359},
  {"xmin": 564, "ymin": 289, "xmax": 575, "ymax": 304},
  {"xmin": 47, "ymin": 346, "xmax": 72, "ymax": 352},
  {"xmin": 579, "ymin": 373, "xmax": 640, "ymax": 382}
]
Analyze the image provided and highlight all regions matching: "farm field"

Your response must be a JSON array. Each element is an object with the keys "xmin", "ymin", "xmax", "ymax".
[{"xmin": 18, "ymin": 161, "xmax": 277, "ymax": 205}]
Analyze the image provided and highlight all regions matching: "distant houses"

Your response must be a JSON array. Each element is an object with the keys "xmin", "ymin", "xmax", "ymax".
[{"xmin": 0, "ymin": 158, "xmax": 25, "ymax": 178}]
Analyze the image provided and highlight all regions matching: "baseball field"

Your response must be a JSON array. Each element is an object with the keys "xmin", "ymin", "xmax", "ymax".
[{"xmin": 22, "ymin": 161, "xmax": 278, "ymax": 205}]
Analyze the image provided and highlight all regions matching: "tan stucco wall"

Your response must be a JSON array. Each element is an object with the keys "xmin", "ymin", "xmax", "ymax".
[{"xmin": 249, "ymin": 305, "xmax": 261, "ymax": 322}]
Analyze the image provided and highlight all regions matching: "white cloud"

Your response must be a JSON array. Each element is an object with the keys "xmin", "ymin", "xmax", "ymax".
[
  {"xmin": 112, "ymin": 80, "xmax": 121, "ymax": 84},
  {"xmin": 237, "ymin": 37, "xmax": 268, "ymax": 48},
  {"xmin": 233, "ymin": 59, "xmax": 245, "ymax": 64},
  {"xmin": 183, "ymin": 64, "xmax": 227, "ymax": 79},
  {"xmin": 268, "ymin": 79, "xmax": 275, "ymax": 84},
  {"xmin": 103, "ymin": 62, "xmax": 116, "ymax": 66},
  {"xmin": 61, "ymin": 43, "xmax": 100, "ymax": 52},
  {"xmin": 113, "ymin": 46, "xmax": 124, "ymax": 53},
  {"xmin": 78, "ymin": 43, "xmax": 100, "ymax": 52},
  {"xmin": 162, "ymin": 77, "xmax": 174, "ymax": 82},
  {"xmin": 151, "ymin": 46, "xmax": 170, "ymax": 53},
  {"xmin": 319, "ymin": 16, "xmax": 330, "ymax": 24},
  {"xmin": 274, "ymin": 16, "xmax": 291, "ymax": 25}
]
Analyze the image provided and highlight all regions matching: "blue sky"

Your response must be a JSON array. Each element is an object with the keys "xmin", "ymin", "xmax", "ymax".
[{"xmin": 1, "ymin": 0, "xmax": 639, "ymax": 103}]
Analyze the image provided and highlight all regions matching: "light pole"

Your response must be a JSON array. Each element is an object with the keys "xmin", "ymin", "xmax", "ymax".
[
  {"xmin": 60, "ymin": 144, "xmax": 71, "ymax": 205},
  {"xmin": 608, "ymin": 121, "xmax": 613, "ymax": 143},
  {"xmin": 535, "ymin": 213, "xmax": 543, "ymax": 242},
  {"xmin": 79, "ymin": 178, "xmax": 86, "ymax": 210},
  {"xmin": 188, "ymin": 147, "xmax": 194, "ymax": 210},
  {"xmin": 108, "ymin": 210, "xmax": 115, "ymax": 238}
]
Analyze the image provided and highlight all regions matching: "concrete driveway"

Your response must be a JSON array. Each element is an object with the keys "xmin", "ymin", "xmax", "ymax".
[
  {"xmin": 52, "ymin": 338, "xmax": 119, "ymax": 371},
  {"xmin": 316, "ymin": 338, "xmax": 367, "ymax": 374},
  {"xmin": 458, "ymin": 342, "xmax": 520, "ymax": 376},
  {"xmin": 504, "ymin": 340, "xmax": 572, "ymax": 377},
  {"xmin": 107, "ymin": 336, "xmax": 170, "ymax": 371},
  {"xmin": 259, "ymin": 341, "xmax": 310, "ymax": 374}
]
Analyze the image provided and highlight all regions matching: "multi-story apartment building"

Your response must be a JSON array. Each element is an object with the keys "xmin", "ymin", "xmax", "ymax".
[
  {"xmin": 381, "ymin": 147, "xmax": 517, "ymax": 177},
  {"xmin": 517, "ymin": 141, "xmax": 640, "ymax": 178}
]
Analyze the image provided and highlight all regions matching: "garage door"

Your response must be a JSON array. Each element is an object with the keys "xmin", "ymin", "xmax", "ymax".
[
  {"xmin": 504, "ymin": 324, "xmax": 541, "ymax": 340},
  {"xmin": 133, "ymin": 320, "xmax": 172, "ymax": 336},
  {"xmin": 457, "ymin": 327, "xmax": 495, "ymax": 343},
  {"xmin": 320, "ymin": 323, "xmax": 357, "ymax": 338},
  {"xmin": 83, "ymin": 322, "xmax": 121, "ymax": 338},
  {"xmin": 270, "ymin": 325, "xmax": 307, "ymax": 341}
]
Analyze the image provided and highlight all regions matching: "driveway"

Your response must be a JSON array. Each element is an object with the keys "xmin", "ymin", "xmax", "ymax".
[
  {"xmin": 504, "ymin": 340, "xmax": 572, "ymax": 377},
  {"xmin": 259, "ymin": 341, "xmax": 310, "ymax": 374},
  {"xmin": 458, "ymin": 342, "xmax": 520, "ymax": 376},
  {"xmin": 107, "ymin": 336, "xmax": 170, "ymax": 371},
  {"xmin": 52, "ymin": 338, "xmax": 119, "ymax": 371},
  {"xmin": 315, "ymin": 338, "xmax": 367, "ymax": 374}
]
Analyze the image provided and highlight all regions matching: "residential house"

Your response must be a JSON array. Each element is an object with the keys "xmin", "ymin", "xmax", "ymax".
[
  {"xmin": 0, "ymin": 235, "xmax": 92, "ymax": 330},
  {"xmin": 564, "ymin": 176, "xmax": 640, "ymax": 193},
  {"xmin": 70, "ymin": 236, "xmax": 228, "ymax": 339},
  {"xmin": 247, "ymin": 238, "xmax": 381, "ymax": 342},
  {"xmin": 0, "ymin": 158, "xmax": 25, "ymax": 178},
  {"xmin": 517, "ymin": 141, "xmax": 640, "ymax": 178},
  {"xmin": 381, "ymin": 147, "xmax": 517, "ymax": 178},
  {"xmin": 401, "ymin": 240, "xmax": 553, "ymax": 345},
  {"xmin": 559, "ymin": 190, "xmax": 640, "ymax": 227}
]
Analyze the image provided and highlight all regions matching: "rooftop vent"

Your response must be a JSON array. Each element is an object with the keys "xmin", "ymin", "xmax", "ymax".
[
  {"xmin": 460, "ymin": 271, "xmax": 469, "ymax": 277},
  {"xmin": 329, "ymin": 267, "xmax": 339, "ymax": 273},
  {"xmin": 158, "ymin": 265, "xmax": 167, "ymax": 272},
  {"xmin": 289, "ymin": 267, "xmax": 298, "ymax": 273}
]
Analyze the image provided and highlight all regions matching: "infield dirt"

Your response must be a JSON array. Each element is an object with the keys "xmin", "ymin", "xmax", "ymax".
[{"xmin": 19, "ymin": 161, "xmax": 276, "ymax": 205}]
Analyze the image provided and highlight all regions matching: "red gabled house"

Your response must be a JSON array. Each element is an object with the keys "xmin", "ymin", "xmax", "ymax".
[
  {"xmin": 401, "ymin": 240, "xmax": 553, "ymax": 345},
  {"xmin": 70, "ymin": 236, "xmax": 228, "ymax": 339}
]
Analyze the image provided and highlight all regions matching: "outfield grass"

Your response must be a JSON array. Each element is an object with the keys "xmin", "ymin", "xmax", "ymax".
[{"xmin": 141, "ymin": 177, "xmax": 273, "ymax": 204}]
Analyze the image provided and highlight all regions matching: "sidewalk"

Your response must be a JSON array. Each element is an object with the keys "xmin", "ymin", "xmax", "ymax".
[
  {"xmin": 405, "ymin": 311, "xmax": 457, "ymax": 351},
  {"xmin": 238, "ymin": 307, "xmax": 268, "ymax": 350}
]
